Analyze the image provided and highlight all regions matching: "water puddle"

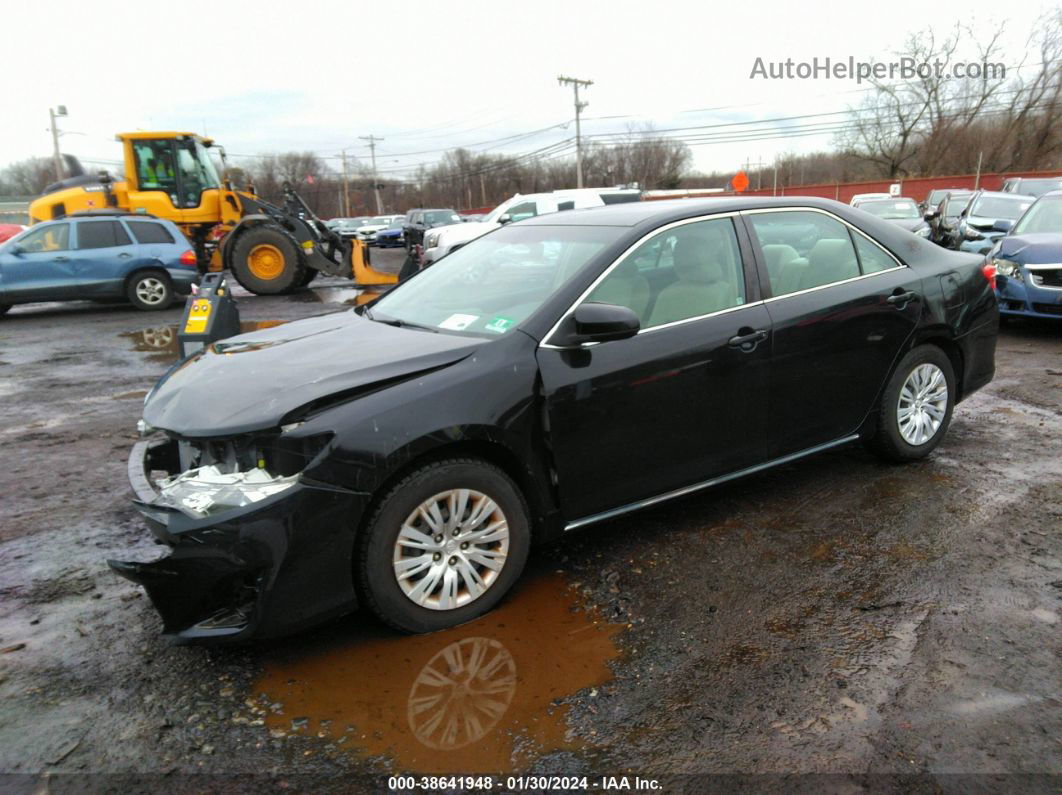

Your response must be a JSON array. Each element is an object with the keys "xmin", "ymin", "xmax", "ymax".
[
  {"xmin": 121, "ymin": 321, "xmax": 286, "ymax": 362},
  {"xmin": 252, "ymin": 573, "xmax": 624, "ymax": 773},
  {"xmin": 291, "ymin": 286, "xmax": 384, "ymax": 306}
]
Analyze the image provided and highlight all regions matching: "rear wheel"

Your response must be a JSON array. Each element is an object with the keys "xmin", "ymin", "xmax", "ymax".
[
  {"xmin": 357, "ymin": 458, "xmax": 531, "ymax": 633},
  {"xmin": 867, "ymin": 345, "xmax": 955, "ymax": 463},
  {"xmin": 126, "ymin": 270, "xmax": 174, "ymax": 311},
  {"xmin": 230, "ymin": 226, "xmax": 305, "ymax": 295}
]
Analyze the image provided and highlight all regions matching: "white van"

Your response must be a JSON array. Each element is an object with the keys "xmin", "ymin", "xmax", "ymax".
[{"xmin": 421, "ymin": 187, "xmax": 640, "ymax": 263}]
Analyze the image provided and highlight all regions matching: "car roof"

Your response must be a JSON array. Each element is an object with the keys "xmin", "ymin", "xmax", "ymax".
[
  {"xmin": 517, "ymin": 196, "xmax": 887, "ymax": 227},
  {"xmin": 858, "ymin": 197, "xmax": 917, "ymax": 203},
  {"xmin": 973, "ymin": 190, "xmax": 1033, "ymax": 199}
]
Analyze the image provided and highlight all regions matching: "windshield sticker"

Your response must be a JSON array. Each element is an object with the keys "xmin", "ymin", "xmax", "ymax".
[
  {"xmin": 485, "ymin": 316, "xmax": 515, "ymax": 334},
  {"xmin": 439, "ymin": 313, "xmax": 479, "ymax": 331}
]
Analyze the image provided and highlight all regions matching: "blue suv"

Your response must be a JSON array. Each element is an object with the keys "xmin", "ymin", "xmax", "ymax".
[
  {"xmin": 990, "ymin": 190, "xmax": 1062, "ymax": 321},
  {"xmin": 0, "ymin": 213, "xmax": 199, "ymax": 315}
]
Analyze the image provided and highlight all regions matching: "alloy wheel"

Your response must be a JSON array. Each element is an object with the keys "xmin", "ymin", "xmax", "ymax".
[
  {"xmin": 392, "ymin": 489, "xmax": 510, "ymax": 611},
  {"xmin": 135, "ymin": 277, "xmax": 167, "ymax": 306},
  {"xmin": 896, "ymin": 363, "xmax": 949, "ymax": 446}
]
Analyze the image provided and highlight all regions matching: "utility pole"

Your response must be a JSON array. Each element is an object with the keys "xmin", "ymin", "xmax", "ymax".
[
  {"xmin": 974, "ymin": 150, "xmax": 983, "ymax": 190},
  {"xmin": 360, "ymin": 135, "xmax": 384, "ymax": 213},
  {"xmin": 340, "ymin": 150, "xmax": 351, "ymax": 217},
  {"xmin": 557, "ymin": 75, "xmax": 593, "ymax": 189},
  {"xmin": 49, "ymin": 105, "xmax": 67, "ymax": 182}
]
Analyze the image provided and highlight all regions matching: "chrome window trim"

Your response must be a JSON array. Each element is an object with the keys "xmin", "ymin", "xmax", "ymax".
[{"xmin": 539, "ymin": 211, "xmax": 748, "ymax": 350}]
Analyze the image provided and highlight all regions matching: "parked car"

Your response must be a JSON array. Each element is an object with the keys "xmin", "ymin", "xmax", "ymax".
[
  {"xmin": 422, "ymin": 187, "xmax": 642, "ymax": 264},
  {"xmin": 920, "ymin": 188, "xmax": 965, "ymax": 215},
  {"xmin": 0, "ymin": 213, "xmax": 198, "ymax": 315},
  {"xmin": 928, "ymin": 191, "xmax": 975, "ymax": 247},
  {"xmin": 852, "ymin": 198, "xmax": 931, "ymax": 237},
  {"xmin": 850, "ymin": 192, "xmax": 892, "ymax": 206},
  {"xmin": 375, "ymin": 218, "xmax": 405, "ymax": 248},
  {"xmin": 333, "ymin": 217, "xmax": 373, "ymax": 239},
  {"xmin": 113, "ymin": 197, "xmax": 997, "ymax": 642},
  {"xmin": 952, "ymin": 191, "xmax": 1035, "ymax": 254},
  {"xmin": 355, "ymin": 215, "xmax": 404, "ymax": 245},
  {"xmin": 990, "ymin": 190, "xmax": 1062, "ymax": 321},
  {"xmin": 403, "ymin": 209, "xmax": 462, "ymax": 251},
  {"xmin": 1000, "ymin": 177, "xmax": 1062, "ymax": 198},
  {"xmin": 0, "ymin": 224, "xmax": 24, "ymax": 244}
]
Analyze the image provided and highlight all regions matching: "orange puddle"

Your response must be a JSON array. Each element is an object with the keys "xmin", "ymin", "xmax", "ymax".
[{"xmin": 254, "ymin": 574, "xmax": 624, "ymax": 773}]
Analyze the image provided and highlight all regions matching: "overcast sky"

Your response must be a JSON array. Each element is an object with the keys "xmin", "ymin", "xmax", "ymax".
[{"xmin": 3, "ymin": 0, "xmax": 1054, "ymax": 181}]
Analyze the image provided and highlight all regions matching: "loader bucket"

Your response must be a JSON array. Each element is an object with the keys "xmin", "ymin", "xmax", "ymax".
[{"xmin": 350, "ymin": 239, "xmax": 398, "ymax": 287}]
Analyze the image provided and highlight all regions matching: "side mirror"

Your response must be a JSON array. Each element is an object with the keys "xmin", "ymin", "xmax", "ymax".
[
  {"xmin": 498, "ymin": 213, "xmax": 512, "ymax": 225},
  {"xmin": 924, "ymin": 210, "xmax": 938, "ymax": 220},
  {"xmin": 8, "ymin": 244, "xmax": 22, "ymax": 256},
  {"xmin": 992, "ymin": 219, "xmax": 1013, "ymax": 233},
  {"xmin": 552, "ymin": 303, "xmax": 640, "ymax": 346}
]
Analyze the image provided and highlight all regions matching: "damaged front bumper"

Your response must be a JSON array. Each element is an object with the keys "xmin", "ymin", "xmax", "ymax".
[{"xmin": 110, "ymin": 436, "xmax": 368, "ymax": 644}]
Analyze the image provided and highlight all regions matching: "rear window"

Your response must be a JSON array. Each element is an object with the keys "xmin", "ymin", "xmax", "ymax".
[
  {"xmin": 126, "ymin": 221, "xmax": 175, "ymax": 244},
  {"xmin": 77, "ymin": 220, "xmax": 131, "ymax": 249}
]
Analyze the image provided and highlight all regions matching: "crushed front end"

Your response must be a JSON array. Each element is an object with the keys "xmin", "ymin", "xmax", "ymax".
[{"xmin": 110, "ymin": 425, "xmax": 368, "ymax": 643}]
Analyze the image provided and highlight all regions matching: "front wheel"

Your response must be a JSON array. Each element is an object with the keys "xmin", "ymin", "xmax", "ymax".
[
  {"xmin": 126, "ymin": 270, "xmax": 174, "ymax": 311},
  {"xmin": 230, "ymin": 226, "xmax": 305, "ymax": 295},
  {"xmin": 867, "ymin": 345, "xmax": 955, "ymax": 463},
  {"xmin": 357, "ymin": 458, "xmax": 531, "ymax": 633}
]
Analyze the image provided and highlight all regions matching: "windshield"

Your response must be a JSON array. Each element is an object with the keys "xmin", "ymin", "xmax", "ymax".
[
  {"xmin": 969, "ymin": 195, "xmax": 1034, "ymax": 221},
  {"xmin": 1013, "ymin": 179, "xmax": 1062, "ymax": 197},
  {"xmin": 368, "ymin": 225, "xmax": 622, "ymax": 336},
  {"xmin": 1012, "ymin": 196, "xmax": 1062, "ymax": 235},
  {"xmin": 425, "ymin": 211, "xmax": 461, "ymax": 225},
  {"xmin": 369, "ymin": 216, "xmax": 392, "ymax": 225},
  {"xmin": 858, "ymin": 200, "xmax": 919, "ymax": 219}
]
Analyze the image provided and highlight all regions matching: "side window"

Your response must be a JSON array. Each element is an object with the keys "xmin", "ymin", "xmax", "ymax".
[
  {"xmin": 586, "ymin": 217, "xmax": 746, "ymax": 329},
  {"xmin": 76, "ymin": 221, "xmax": 129, "ymax": 250},
  {"xmin": 126, "ymin": 221, "xmax": 175, "ymax": 244},
  {"xmin": 852, "ymin": 233, "xmax": 897, "ymax": 274},
  {"xmin": 17, "ymin": 223, "xmax": 71, "ymax": 252},
  {"xmin": 557, "ymin": 200, "xmax": 575, "ymax": 211},
  {"xmin": 747, "ymin": 211, "xmax": 860, "ymax": 297},
  {"xmin": 506, "ymin": 202, "xmax": 537, "ymax": 223}
]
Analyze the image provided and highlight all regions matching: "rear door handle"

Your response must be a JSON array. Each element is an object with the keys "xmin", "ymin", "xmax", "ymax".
[
  {"xmin": 728, "ymin": 328, "xmax": 768, "ymax": 350},
  {"xmin": 118, "ymin": 252, "xmax": 132, "ymax": 259},
  {"xmin": 888, "ymin": 290, "xmax": 918, "ymax": 306}
]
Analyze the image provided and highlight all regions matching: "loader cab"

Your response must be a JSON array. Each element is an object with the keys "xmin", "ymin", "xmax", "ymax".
[{"xmin": 122, "ymin": 133, "xmax": 224, "ymax": 222}]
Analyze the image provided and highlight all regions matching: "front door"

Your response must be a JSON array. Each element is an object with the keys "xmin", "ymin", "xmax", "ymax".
[
  {"xmin": 0, "ymin": 222, "xmax": 79, "ymax": 302},
  {"xmin": 537, "ymin": 215, "xmax": 772, "ymax": 524}
]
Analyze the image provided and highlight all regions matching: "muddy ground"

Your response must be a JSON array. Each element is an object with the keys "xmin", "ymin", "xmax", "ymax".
[{"xmin": 0, "ymin": 249, "xmax": 1059, "ymax": 792}]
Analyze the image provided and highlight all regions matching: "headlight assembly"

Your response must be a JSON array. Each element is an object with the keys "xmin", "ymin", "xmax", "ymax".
[
  {"xmin": 155, "ymin": 465, "xmax": 298, "ymax": 518},
  {"xmin": 992, "ymin": 257, "xmax": 1021, "ymax": 279},
  {"xmin": 915, "ymin": 225, "xmax": 931, "ymax": 237}
]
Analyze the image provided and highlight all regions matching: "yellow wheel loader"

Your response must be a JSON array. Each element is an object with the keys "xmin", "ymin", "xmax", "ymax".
[{"xmin": 28, "ymin": 131, "xmax": 396, "ymax": 295}]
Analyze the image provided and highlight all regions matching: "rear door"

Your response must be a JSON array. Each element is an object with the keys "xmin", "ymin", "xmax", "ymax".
[
  {"xmin": 0, "ymin": 222, "xmax": 78, "ymax": 301},
  {"xmin": 537, "ymin": 214, "xmax": 772, "ymax": 525},
  {"xmin": 73, "ymin": 220, "xmax": 136, "ymax": 295},
  {"xmin": 743, "ymin": 208, "xmax": 920, "ymax": 458}
]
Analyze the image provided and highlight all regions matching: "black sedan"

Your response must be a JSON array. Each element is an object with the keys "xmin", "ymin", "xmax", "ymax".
[{"xmin": 111, "ymin": 197, "xmax": 998, "ymax": 642}]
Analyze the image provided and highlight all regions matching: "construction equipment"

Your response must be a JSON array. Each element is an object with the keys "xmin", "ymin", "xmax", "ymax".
[{"xmin": 28, "ymin": 132, "xmax": 397, "ymax": 295}]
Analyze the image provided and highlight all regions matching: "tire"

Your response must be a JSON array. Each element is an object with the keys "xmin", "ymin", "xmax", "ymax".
[
  {"xmin": 357, "ymin": 458, "xmax": 531, "ymax": 634},
  {"xmin": 230, "ymin": 226, "xmax": 305, "ymax": 295},
  {"xmin": 298, "ymin": 268, "xmax": 318, "ymax": 287},
  {"xmin": 0, "ymin": 304, "xmax": 10, "ymax": 317},
  {"xmin": 867, "ymin": 345, "xmax": 956, "ymax": 463},
  {"xmin": 126, "ymin": 270, "xmax": 174, "ymax": 311}
]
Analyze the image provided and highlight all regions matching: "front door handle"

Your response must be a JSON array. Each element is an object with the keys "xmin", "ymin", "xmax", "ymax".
[
  {"xmin": 118, "ymin": 252, "xmax": 132, "ymax": 259},
  {"xmin": 728, "ymin": 328, "xmax": 768, "ymax": 351},
  {"xmin": 887, "ymin": 290, "xmax": 918, "ymax": 307},
  {"xmin": 54, "ymin": 256, "xmax": 69, "ymax": 262}
]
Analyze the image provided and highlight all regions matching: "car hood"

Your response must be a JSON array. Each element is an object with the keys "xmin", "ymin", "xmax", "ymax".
[
  {"xmin": 996, "ymin": 232, "xmax": 1062, "ymax": 264},
  {"xmin": 143, "ymin": 311, "xmax": 484, "ymax": 437},
  {"xmin": 883, "ymin": 218, "xmax": 927, "ymax": 232},
  {"xmin": 436, "ymin": 220, "xmax": 499, "ymax": 245}
]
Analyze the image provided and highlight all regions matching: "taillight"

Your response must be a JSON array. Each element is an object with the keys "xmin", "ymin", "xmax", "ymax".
[
  {"xmin": 179, "ymin": 250, "xmax": 197, "ymax": 267},
  {"xmin": 981, "ymin": 263, "xmax": 996, "ymax": 291}
]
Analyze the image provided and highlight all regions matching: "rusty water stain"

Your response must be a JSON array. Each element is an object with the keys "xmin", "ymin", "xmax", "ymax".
[
  {"xmin": 121, "ymin": 321, "xmax": 287, "ymax": 361},
  {"xmin": 254, "ymin": 573, "xmax": 624, "ymax": 774},
  {"xmin": 111, "ymin": 390, "xmax": 148, "ymax": 401}
]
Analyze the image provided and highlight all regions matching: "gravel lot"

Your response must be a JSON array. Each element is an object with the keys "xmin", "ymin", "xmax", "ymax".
[{"xmin": 0, "ymin": 248, "xmax": 1059, "ymax": 791}]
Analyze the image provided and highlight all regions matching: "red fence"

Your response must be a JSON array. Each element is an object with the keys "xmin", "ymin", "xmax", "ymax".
[{"xmin": 735, "ymin": 169, "xmax": 1062, "ymax": 204}]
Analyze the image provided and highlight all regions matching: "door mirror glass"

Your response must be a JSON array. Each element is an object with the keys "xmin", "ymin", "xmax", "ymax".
[{"xmin": 555, "ymin": 302, "xmax": 640, "ymax": 346}]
